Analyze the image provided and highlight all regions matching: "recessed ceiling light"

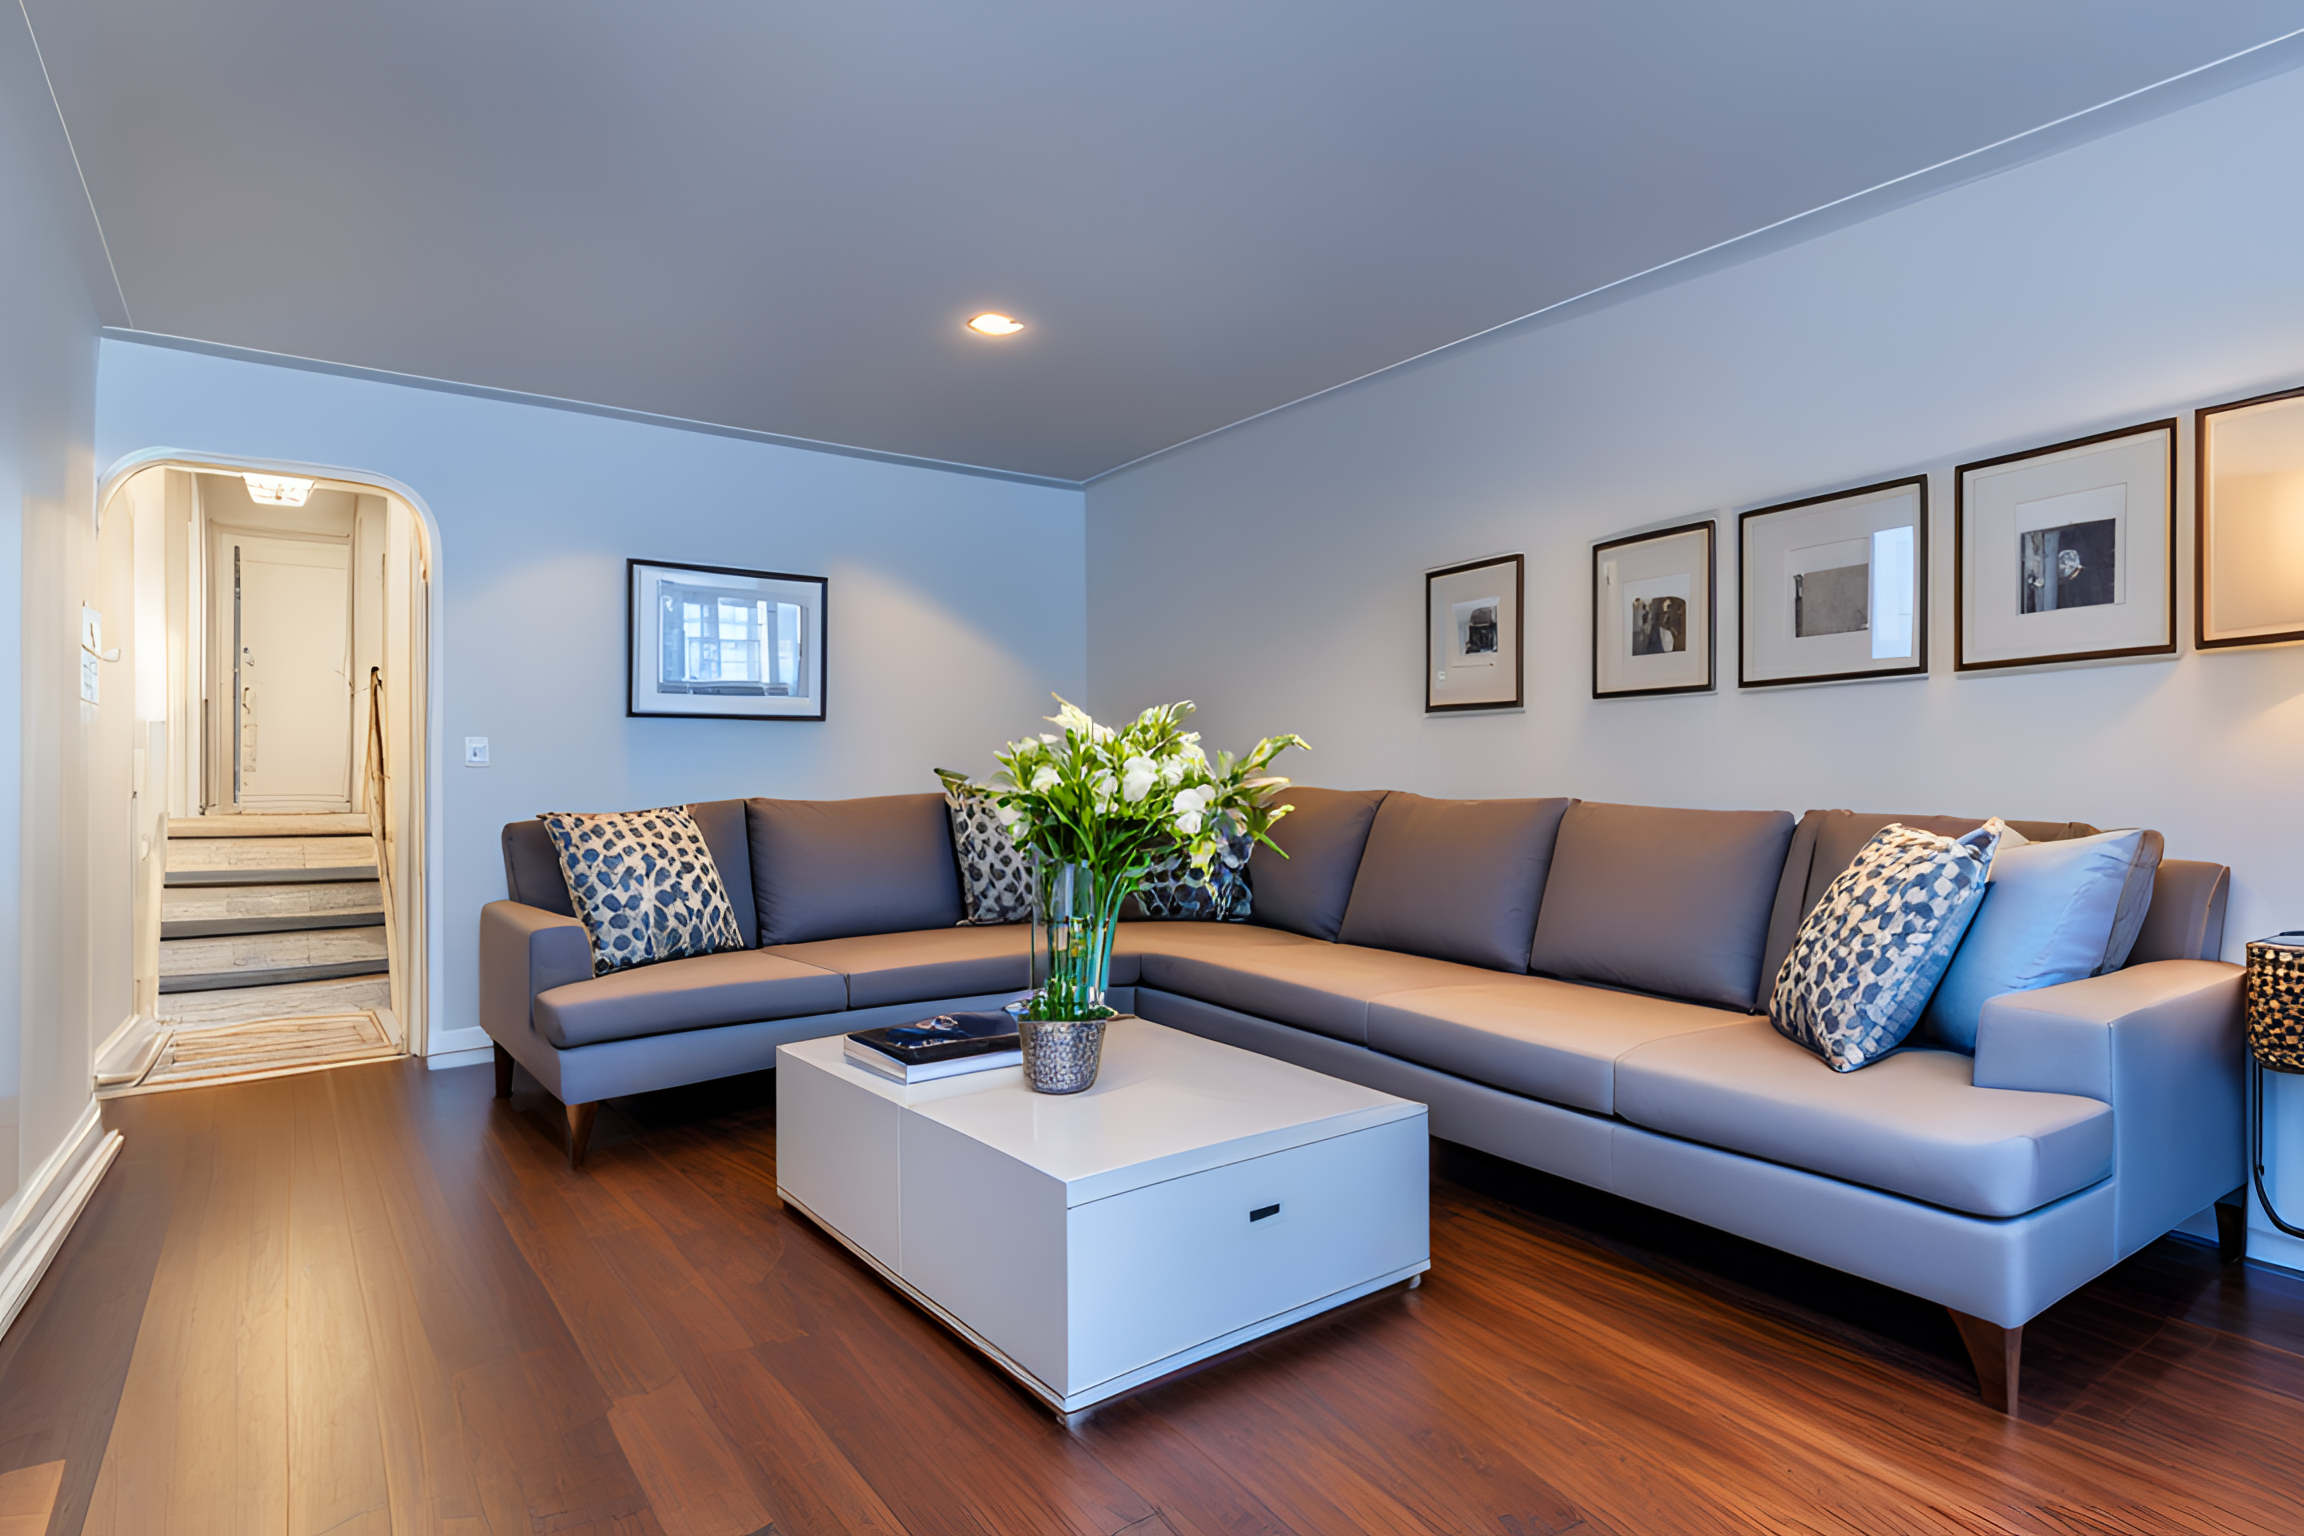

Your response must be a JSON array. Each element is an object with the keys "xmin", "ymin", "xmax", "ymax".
[
  {"xmin": 966, "ymin": 312, "xmax": 1025, "ymax": 337},
  {"xmin": 243, "ymin": 474, "xmax": 315, "ymax": 506}
]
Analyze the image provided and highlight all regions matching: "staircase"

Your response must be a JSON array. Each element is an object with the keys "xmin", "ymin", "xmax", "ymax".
[{"xmin": 158, "ymin": 813, "xmax": 395, "ymax": 1028}]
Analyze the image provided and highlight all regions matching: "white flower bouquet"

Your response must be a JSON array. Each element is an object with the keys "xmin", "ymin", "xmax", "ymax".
[{"xmin": 967, "ymin": 697, "xmax": 1306, "ymax": 1021}]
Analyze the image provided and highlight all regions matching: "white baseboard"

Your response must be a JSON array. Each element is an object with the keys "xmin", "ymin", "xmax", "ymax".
[
  {"xmin": 94, "ymin": 1012, "xmax": 166, "ymax": 1087},
  {"xmin": 427, "ymin": 1024, "xmax": 493, "ymax": 1070},
  {"xmin": 0, "ymin": 1105, "xmax": 123, "ymax": 1341}
]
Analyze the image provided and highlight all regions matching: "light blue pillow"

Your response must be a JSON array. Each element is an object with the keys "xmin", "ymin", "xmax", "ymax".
[
  {"xmin": 1918, "ymin": 828, "xmax": 2147, "ymax": 1052},
  {"xmin": 1771, "ymin": 821, "xmax": 2002, "ymax": 1073}
]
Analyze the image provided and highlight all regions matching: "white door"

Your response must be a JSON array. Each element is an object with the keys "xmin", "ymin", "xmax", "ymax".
[{"xmin": 230, "ymin": 535, "xmax": 353, "ymax": 811}]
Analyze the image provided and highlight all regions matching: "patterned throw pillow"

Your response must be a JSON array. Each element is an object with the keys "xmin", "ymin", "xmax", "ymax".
[
  {"xmin": 1771, "ymin": 821, "xmax": 2003, "ymax": 1072},
  {"xmin": 936, "ymin": 771, "xmax": 1033, "ymax": 925},
  {"xmin": 538, "ymin": 807, "xmax": 746, "ymax": 976},
  {"xmin": 1133, "ymin": 831, "xmax": 1255, "ymax": 921}
]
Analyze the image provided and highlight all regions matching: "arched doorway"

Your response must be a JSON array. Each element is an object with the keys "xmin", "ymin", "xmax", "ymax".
[{"xmin": 90, "ymin": 452, "xmax": 440, "ymax": 1087}]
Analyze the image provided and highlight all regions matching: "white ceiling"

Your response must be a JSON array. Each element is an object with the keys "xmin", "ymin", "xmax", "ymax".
[{"xmin": 28, "ymin": 2, "xmax": 2304, "ymax": 481}]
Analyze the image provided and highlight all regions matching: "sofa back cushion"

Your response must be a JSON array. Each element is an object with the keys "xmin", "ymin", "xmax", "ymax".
[
  {"xmin": 1245, "ymin": 787, "xmax": 1387, "ymax": 941},
  {"xmin": 500, "ymin": 796, "xmax": 755, "ymax": 944},
  {"xmin": 1528, "ymin": 801, "xmax": 1796, "ymax": 1011},
  {"xmin": 1757, "ymin": 809, "xmax": 2153, "ymax": 991},
  {"xmin": 1337, "ymin": 795, "xmax": 1572, "ymax": 972},
  {"xmin": 746, "ymin": 794, "xmax": 964, "ymax": 945}
]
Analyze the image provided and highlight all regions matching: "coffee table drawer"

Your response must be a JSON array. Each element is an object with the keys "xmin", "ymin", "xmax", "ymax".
[{"xmin": 1067, "ymin": 1113, "xmax": 1428, "ymax": 1393}]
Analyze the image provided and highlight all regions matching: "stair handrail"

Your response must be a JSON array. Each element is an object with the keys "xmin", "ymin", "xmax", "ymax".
[{"xmin": 366, "ymin": 666, "xmax": 393, "ymax": 908}]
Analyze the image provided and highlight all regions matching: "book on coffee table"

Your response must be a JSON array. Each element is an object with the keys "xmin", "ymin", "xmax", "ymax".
[{"xmin": 844, "ymin": 1010, "xmax": 1022, "ymax": 1084}]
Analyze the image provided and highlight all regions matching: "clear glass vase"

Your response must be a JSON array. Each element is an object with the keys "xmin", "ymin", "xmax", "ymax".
[{"xmin": 1020, "ymin": 858, "xmax": 1123, "ymax": 1093}]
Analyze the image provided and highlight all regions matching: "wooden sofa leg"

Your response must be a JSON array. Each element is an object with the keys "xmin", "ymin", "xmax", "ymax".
[
  {"xmin": 493, "ymin": 1043, "xmax": 515, "ymax": 1099},
  {"xmin": 1948, "ymin": 1310, "xmax": 2021, "ymax": 1414},
  {"xmin": 2217, "ymin": 1198, "xmax": 2250, "ymax": 1265},
  {"xmin": 566, "ymin": 1101, "xmax": 599, "ymax": 1170}
]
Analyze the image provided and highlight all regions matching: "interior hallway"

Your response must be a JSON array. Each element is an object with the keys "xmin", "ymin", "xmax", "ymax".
[{"xmin": 1, "ymin": 1056, "xmax": 2298, "ymax": 1535}]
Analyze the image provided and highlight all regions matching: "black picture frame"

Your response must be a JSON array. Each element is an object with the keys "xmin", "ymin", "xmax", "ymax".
[
  {"xmin": 626, "ymin": 558, "xmax": 828, "ymax": 721},
  {"xmin": 1954, "ymin": 420, "xmax": 2176, "ymax": 672},
  {"xmin": 1737, "ymin": 476, "xmax": 1929, "ymax": 689},
  {"xmin": 1425, "ymin": 554, "xmax": 1525, "ymax": 713},
  {"xmin": 1592, "ymin": 520, "xmax": 1716, "ymax": 698}
]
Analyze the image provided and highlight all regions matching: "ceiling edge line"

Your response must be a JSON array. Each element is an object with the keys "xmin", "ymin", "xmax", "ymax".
[
  {"xmin": 1081, "ymin": 24, "xmax": 2304, "ymax": 489},
  {"xmin": 98, "ymin": 328, "xmax": 1086, "ymax": 491},
  {"xmin": 18, "ymin": 0, "xmax": 129, "ymax": 328}
]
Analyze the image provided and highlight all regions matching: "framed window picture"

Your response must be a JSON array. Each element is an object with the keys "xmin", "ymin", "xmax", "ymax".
[
  {"xmin": 1955, "ymin": 420, "xmax": 2176, "ymax": 671},
  {"xmin": 1739, "ymin": 477, "xmax": 1927, "ymax": 688},
  {"xmin": 628, "ymin": 559, "xmax": 827, "ymax": 720},
  {"xmin": 2198, "ymin": 385, "xmax": 2304, "ymax": 650},
  {"xmin": 1593, "ymin": 521, "xmax": 1715, "ymax": 698},
  {"xmin": 1426, "ymin": 554, "xmax": 1524, "ymax": 712}
]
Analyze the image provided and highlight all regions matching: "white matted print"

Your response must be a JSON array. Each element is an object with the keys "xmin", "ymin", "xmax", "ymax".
[
  {"xmin": 2198, "ymin": 386, "xmax": 2304, "ymax": 650},
  {"xmin": 1426, "ymin": 554, "xmax": 1524, "ymax": 712},
  {"xmin": 1740, "ymin": 477, "xmax": 1926, "ymax": 687},
  {"xmin": 628, "ymin": 558, "xmax": 828, "ymax": 720},
  {"xmin": 1956, "ymin": 422, "xmax": 2174, "ymax": 671},
  {"xmin": 1593, "ymin": 521, "xmax": 1714, "ymax": 698}
]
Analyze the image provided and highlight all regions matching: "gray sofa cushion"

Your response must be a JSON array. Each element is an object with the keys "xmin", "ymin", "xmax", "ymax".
[
  {"xmin": 2127, "ymin": 859, "xmax": 2232, "ymax": 964},
  {"xmin": 1246, "ymin": 787, "xmax": 1387, "ymax": 941},
  {"xmin": 1365, "ymin": 978, "xmax": 1745, "ymax": 1115},
  {"xmin": 1338, "ymin": 795, "xmax": 1571, "ymax": 973},
  {"xmin": 500, "ymin": 797, "xmax": 755, "ymax": 944},
  {"xmin": 746, "ymin": 794, "xmax": 964, "ymax": 946},
  {"xmin": 1140, "ymin": 940, "xmax": 1496, "ymax": 1046},
  {"xmin": 533, "ymin": 949, "xmax": 847, "ymax": 1048},
  {"xmin": 502, "ymin": 818, "xmax": 576, "ymax": 916},
  {"xmin": 1112, "ymin": 920, "xmax": 1328, "ymax": 989},
  {"xmin": 1527, "ymin": 801, "xmax": 1795, "ymax": 1011},
  {"xmin": 1613, "ymin": 1020, "xmax": 2113, "ymax": 1217},
  {"xmin": 764, "ymin": 923, "xmax": 1030, "ymax": 1008}
]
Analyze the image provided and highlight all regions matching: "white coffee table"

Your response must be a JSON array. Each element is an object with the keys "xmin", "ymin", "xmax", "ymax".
[{"xmin": 775, "ymin": 1016, "xmax": 1430, "ymax": 1416}]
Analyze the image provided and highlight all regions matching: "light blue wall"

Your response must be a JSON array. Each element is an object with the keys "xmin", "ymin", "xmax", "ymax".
[
  {"xmin": 1086, "ymin": 62, "xmax": 2304, "ymax": 1260},
  {"xmin": 0, "ymin": 9, "xmax": 111, "ymax": 1214},
  {"xmin": 98, "ymin": 342, "xmax": 1087, "ymax": 1062}
]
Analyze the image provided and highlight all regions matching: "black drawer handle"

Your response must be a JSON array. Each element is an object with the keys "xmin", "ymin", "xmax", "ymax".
[{"xmin": 1249, "ymin": 1203, "xmax": 1281, "ymax": 1223}]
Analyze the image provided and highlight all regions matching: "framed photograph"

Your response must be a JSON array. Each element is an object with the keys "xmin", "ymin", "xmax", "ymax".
[
  {"xmin": 2198, "ymin": 385, "xmax": 2304, "ymax": 650},
  {"xmin": 627, "ymin": 558, "xmax": 827, "ymax": 720},
  {"xmin": 1593, "ymin": 521, "xmax": 1715, "ymax": 698},
  {"xmin": 1739, "ymin": 476, "xmax": 1927, "ymax": 688},
  {"xmin": 1955, "ymin": 420, "xmax": 2175, "ymax": 671},
  {"xmin": 1426, "ymin": 554, "xmax": 1524, "ymax": 712}
]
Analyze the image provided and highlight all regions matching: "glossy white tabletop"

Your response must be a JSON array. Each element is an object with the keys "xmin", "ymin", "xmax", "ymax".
[{"xmin": 783, "ymin": 1017, "xmax": 1422, "ymax": 1205}]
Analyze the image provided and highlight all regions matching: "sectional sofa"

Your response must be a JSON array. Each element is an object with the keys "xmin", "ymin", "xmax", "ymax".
[{"xmin": 479, "ymin": 787, "xmax": 2242, "ymax": 1413}]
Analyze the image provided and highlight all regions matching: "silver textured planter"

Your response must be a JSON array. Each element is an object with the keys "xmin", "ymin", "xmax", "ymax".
[{"xmin": 1017, "ymin": 1015, "xmax": 1109, "ymax": 1094}]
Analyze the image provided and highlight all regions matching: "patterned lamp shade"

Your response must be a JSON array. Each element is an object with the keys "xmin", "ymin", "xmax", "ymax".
[{"xmin": 2243, "ymin": 934, "xmax": 2304, "ymax": 1073}]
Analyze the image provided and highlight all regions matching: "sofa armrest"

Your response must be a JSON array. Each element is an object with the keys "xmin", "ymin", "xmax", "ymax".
[
  {"xmin": 480, "ymin": 900, "xmax": 592, "ymax": 1045},
  {"xmin": 1974, "ymin": 958, "xmax": 2243, "ymax": 1255}
]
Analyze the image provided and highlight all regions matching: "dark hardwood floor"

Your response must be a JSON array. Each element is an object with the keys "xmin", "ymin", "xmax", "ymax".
[{"xmin": 1, "ymin": 1054, "xmax": 2300, "ymax": 1535}]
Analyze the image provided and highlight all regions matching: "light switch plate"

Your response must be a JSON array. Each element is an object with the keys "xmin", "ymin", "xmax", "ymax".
[{"xmin": 464, "ymin": 736, "xmax": 490, "ymax": 766}]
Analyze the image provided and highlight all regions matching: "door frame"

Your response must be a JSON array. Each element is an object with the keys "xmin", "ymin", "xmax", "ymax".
[{"xmin": 97, "ymin": 450, "xmax": 445, "ymax": 1059}]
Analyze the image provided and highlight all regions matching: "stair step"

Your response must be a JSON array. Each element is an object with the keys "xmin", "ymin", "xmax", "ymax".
[
  {"xmin": 168, "ymin": 813, "xmax": 370, "ymax": 838},
  {"xmin": 157, "ymin": 960, "xmax": 391, "ymax": 995},
  {"xmin": 163, "ymin": 881, "xmax": 384, "ymax": 924},
  {"xmin": 166, "ymin": 835, "xmax": 374, "ymax": 873},
  {"xmin": 160, "ymin": 929, "xmax": 388, "ymax": 990},
  {"xmin": 161, "ymin": 911, "xmax": 385, "ymax": 940},
  {"xmin": 166, "ymin": 866, "xmax": 379, "ymax": 888},
  {"xmin": 159, "ymin": 976, "xmax": 393, "ymax": 1027}
]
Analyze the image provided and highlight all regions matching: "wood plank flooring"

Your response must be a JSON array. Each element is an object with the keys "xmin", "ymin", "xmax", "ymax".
[{"xmin": 4, "ymin": 1056, "xmax": 2301, "ymax": 1535}]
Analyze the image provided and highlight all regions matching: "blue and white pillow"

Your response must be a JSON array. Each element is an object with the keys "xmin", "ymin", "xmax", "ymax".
[
  {"xmin": 538, "ymin": 807, "xmax": 746, "ymax": 976},
  {"xmin": 1133, "ymin": 832, "xmax": 1255, "ymax": 921},
  {"xmin": 1771, "ymin": 821, "xmax": 2003, "ymax": 1072},
  {"xmin": 1917, "ymin": 828, "xmax": 2153, "ymax": 1051}
]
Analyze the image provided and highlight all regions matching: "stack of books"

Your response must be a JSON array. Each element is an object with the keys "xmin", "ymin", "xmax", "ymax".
[{"xmin": 844, "ymin": 1010, "xmax": 1022, "ymax": 1084}]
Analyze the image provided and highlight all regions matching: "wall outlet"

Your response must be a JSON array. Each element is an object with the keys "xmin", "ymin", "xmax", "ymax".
[{"xmin": 464, "ymin": 736, "xmax": 490, "ymax": 766}]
